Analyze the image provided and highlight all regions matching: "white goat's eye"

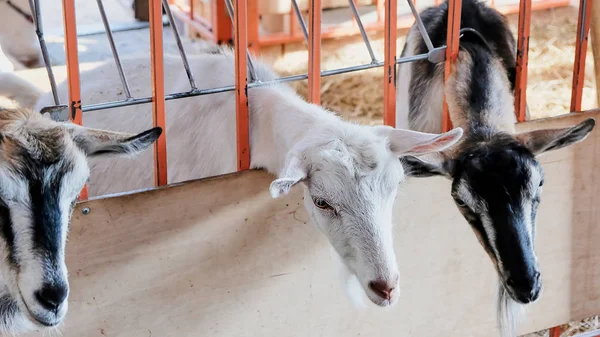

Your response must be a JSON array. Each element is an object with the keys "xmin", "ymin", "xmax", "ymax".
[{"xmin": 313, "ymin": 197, "xmax": 333, "ymax": 210}]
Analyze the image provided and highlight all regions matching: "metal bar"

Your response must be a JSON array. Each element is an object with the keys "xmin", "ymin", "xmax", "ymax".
[
  {"xmin": 407, "ymin": 0, "xmax": 434, "ymax": 51},
  {"xmin": 383, "ymin": 0, "xmax": 397, "ymax": 126},
  {"xmin": 291, "ymin": 0, "xmax": 309, "ymax": 44},
  {"xmin": 149, "ymin": 0, "xmax": 168, "ymax": 186},
  {"xmin": 442, "ymin": 0, "xmax": 461, "ymax": 132},
  {"xmin": 514, "ymin": 0, "xmax": 532, "ymax": 122},
  {"xmin": 225, "ymin": 0, "xmax": 256, "ymax": 81},
  {"xmin": 80, "ymin": 54, "xmax": 430, "ymax": 113},
  {"xmin": 189, "ymin": 0, "xmax": 194, "ymax": 20},
  {"xmin": 29, "ymin": 0, "xmax": 60, "ymax": 105},
  {"xmin": 308, "ymin": 0, "xmax": 322, "ymax": 104},
  {"xmin": 162, "ymin": 0, "xmax": 198, "ymax": 90},
  {"xmin": 96, "ymin": 0, "xmax": 133, "ymax": 99},
  {"xmin": 233, "ymin": 0, "xmax": 250, "ymax": 171},
  {"xmin": 62, "ymin": 0, "xmax": 88, "ymax": 200},
  {"xmin": 570, "ymin": 0, "xmax": 593, "ymax": 112},
  {"xmin": 348, "ymin": 0, "xmax": 377, "ymax": 63}
]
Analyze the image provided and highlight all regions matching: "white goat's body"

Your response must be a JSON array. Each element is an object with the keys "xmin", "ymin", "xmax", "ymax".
[{"xmin": 33, "ymin": 52, "xmax": 349, "ymax": 197}]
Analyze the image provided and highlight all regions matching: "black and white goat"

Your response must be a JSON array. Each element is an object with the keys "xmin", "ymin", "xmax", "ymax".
[{"xmin": 396, "ymin": 1, "xmax": 595, "ymax": 336}]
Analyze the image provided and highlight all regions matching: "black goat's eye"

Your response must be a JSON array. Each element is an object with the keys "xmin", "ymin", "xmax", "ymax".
[
  {"xmin": 539, "ymin": 180, "xmax": 544, "ymax": 187},
  {"xmin": 455, "ymin": 198, "xmax": 467, "ymax": 207},
  {"xmin": 313, "ymin": 198, "xmax": 333, "ymax": 210}
]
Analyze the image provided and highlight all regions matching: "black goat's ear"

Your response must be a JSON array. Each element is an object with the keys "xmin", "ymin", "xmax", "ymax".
[
  {"xmin": 515, "ymin": 118, "xmax": 595, "ymax": 155},
  {"xmin": 401, "ymin": 156, "xmax": 454, "ymax": 179}
]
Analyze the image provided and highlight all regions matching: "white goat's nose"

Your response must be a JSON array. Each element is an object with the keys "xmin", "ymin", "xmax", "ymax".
[{"xmin": 368, "ymin": 279, "xmax": 396, "ymax": 300}]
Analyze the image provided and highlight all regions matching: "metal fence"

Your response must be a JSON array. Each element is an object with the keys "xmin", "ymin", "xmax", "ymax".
[{"xmin": 37, "ymin": 0, "xmax": 594, "ymax": 214}]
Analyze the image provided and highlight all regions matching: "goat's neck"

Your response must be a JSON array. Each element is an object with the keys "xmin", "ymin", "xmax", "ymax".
[
  {"xmin": 445, "ymin": 53, "xmax": 517, "ymax": 140},
  {"xmin": 249, "ymin": 86, "xmax": 342, "ymax": 174}
]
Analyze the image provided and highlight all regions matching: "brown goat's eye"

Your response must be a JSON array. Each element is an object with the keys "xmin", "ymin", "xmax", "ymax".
[{"xmin": 313, "ymin": 198, "xmax": 333, "ymax": 210}]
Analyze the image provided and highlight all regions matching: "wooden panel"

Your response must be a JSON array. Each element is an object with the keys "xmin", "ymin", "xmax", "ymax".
[{"xmin": 23, "ymin": 110, "xmax": 600, "ymax": 336}]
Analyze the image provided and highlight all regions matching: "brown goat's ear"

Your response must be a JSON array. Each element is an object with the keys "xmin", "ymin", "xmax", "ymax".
[
  {"xmin": 66, "ymin": 124, "xmax": 162, "ymax": 157},
  {"xmin": 515, "ymin": 118, "xmax": 595, "ymax": 155}
]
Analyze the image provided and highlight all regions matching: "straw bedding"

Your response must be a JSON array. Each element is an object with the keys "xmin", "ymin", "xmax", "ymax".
[{"xmin": 267, "ymin": 6, "xmax": 597, "ymax": 126}]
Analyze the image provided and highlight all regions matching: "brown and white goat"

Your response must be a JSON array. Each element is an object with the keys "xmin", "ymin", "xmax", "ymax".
[
  {"xmin": 0, "ymin": 106, "xmax": 160, "ymax": 333},
  {"xmin": 396, "ymin": 1, "xmax": 595, "ymax": 336}
]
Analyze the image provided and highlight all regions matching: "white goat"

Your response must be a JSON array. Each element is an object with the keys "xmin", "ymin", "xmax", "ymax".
[
  {"xmin": 0, "ymin": 47, "xmax": 463, "ymax": 308},
  {"xmin": 396, "ymin": 1, "xmax": 595, "ymax": 336}
]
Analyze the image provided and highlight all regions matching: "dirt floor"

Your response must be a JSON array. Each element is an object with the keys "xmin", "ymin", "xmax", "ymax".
[{"xmin": 6, "ymin": 1, "xmax": 600, "ymax": 336}]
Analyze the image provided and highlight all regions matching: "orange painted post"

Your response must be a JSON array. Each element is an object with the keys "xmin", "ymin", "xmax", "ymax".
[
  {"xmin": 514, "ymin": 0, "xmax": 532, "ymax": 122},
  {"xmin": 62, "ymin": 0, "xmax": 88, "ymax": 200},
  {"xmin": 308, "ymin": 0, "xmax": 322, "ymax": 104},
  {"xmin": 549, "ymin": 326, "xmax": 562, "ymax": 337},
  {"xmin": 149, "ymin": 0, "xmax": 168, "ymax": 186},
  {"xmin": 570, "ymin": 0, "xmax": 593, "ymax": 112},
  {"xmin": 442, "ymin": 0, "xmax": 461, "ymax": 132},
  {"xmin": 213, "ymin": 0, "xmax": 233, "ymax": 44},
  {"xmin": 383, "ymin": 0, "xmax": 397, "ymax": 127},
  {"xmin": 247, "ymin": 0, "xmax": 259, "ymax": 55},
  {"xmin": 233, "ymin": 0, "xmax": 250, "ymax": 171}
]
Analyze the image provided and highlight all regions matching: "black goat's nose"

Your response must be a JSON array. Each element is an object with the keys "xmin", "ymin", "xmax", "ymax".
[{"xmin": 35, "ymin": 283, "xmax": 68, "ymax": 311}]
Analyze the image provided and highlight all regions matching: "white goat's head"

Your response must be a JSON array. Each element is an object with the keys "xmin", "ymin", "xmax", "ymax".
[
  {"xmin": 0, "ymin": 107, "xmax": 161, "ymax": 333},
  {"xmin": 271, "ymin": 123, "xmax": 463, "ymax": 306},
  {"xmin": 0, "ymin": 0, "xmax": 41, "ymax": 67}
]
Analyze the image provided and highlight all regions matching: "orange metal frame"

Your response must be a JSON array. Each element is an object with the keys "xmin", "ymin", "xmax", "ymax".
[
  {"xmin": 61, "ymin": 0, "xmax": 88, "ymax": 200},
  {"xmin": 442, "ymin": 0, "xmax": 461, "ymax": 132},
  {"xmin": 383, "ymin": 0, "xmax": 397, "ymax": 126},
  {"xmin": 514, "ymin": 0, "xmax": 532, "ymax": 122},
  {"xmin": 308, "ymin": 0, "xmax": 322, "ymax": 104},
  {"xmin": 149, "ymin": 0, "xmax": 169, "ymax": 186},
  {"xmin": 570, "ymin": 0, "xmax": 592, "ymax": 112},
  {"xmin": 234, "ymin": 0, "xmax": 251, "ymax": 170},
  {"xmin": 170, "ymin": 0, "xmax": 569, "ymax": 50}
]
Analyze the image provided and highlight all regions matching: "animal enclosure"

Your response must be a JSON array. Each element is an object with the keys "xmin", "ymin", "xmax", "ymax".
[{"xmin": 13, "ymin": 0, "xmax": 600, "ymax": 336}]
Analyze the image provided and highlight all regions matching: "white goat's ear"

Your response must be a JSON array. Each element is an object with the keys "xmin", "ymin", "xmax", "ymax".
[
  {"xmin": 515, "ymin": 118, "xmax": 595, "ymax": 155},
  {"xmin": 270, "ymin": 155, "xmax": 307, "ymax": 198},
  {"xmin": 375, "ymin": 126, "xmax": 463, "ymax": 156},
  {"xmin": 66, "ymin": 124, "xmax": 163, "ymax": 157}
]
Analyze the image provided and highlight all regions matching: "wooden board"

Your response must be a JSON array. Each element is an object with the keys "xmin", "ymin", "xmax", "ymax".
[{"xmin": 21, "ymin": 110, "xmax": 600, "ymax": 336}]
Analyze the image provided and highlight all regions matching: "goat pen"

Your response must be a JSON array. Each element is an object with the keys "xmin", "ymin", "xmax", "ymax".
[{"xmin": 18, "ymin": 0, "xmax": 600, "ymax": 336}]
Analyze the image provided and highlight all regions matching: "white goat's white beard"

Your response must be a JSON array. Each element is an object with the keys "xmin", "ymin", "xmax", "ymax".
[
  {"xmin": 332, "ymin": 249, "xmax": 367, "ymax": 308},
  {"xmin": 497, "ymin": 283, "xmax": 525, "ymax": 337}
]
